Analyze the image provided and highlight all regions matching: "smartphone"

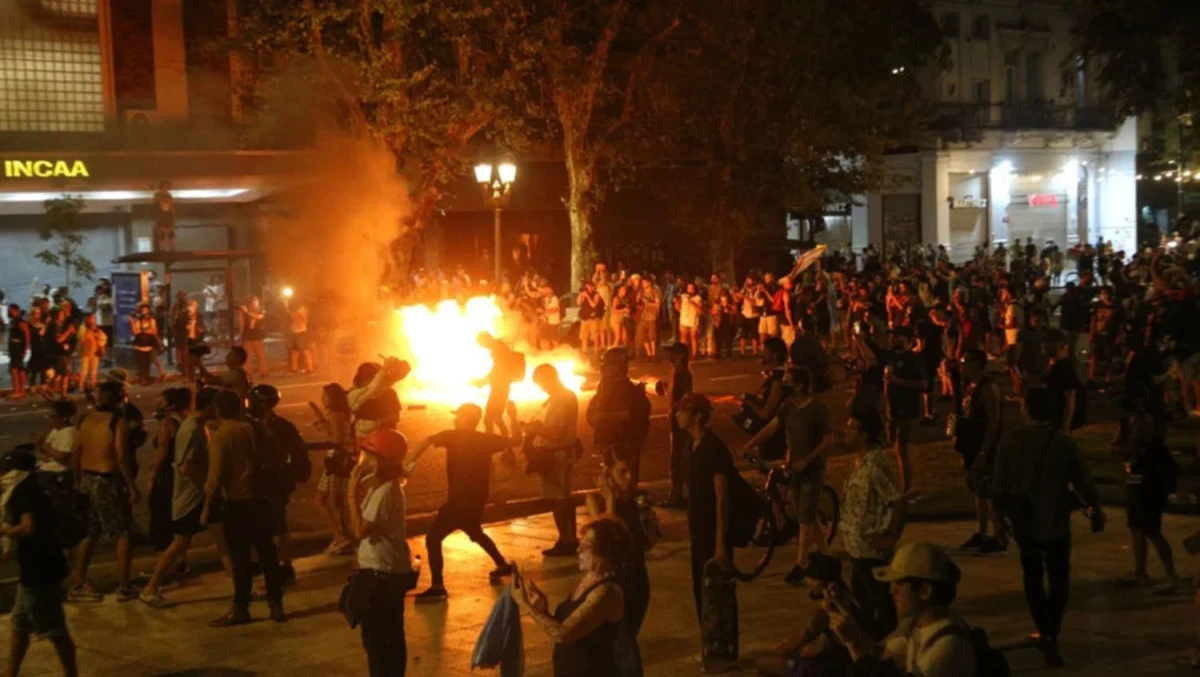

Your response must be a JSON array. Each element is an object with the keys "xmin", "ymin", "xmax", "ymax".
[{"xmin": 853, "ymin": 321, "xmax": 862, "ymax": 335}]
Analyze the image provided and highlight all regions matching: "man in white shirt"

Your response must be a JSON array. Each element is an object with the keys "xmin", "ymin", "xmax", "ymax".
[
  {"xmin": 37, "ymin": 401, "xmax": 77, "ymax": 477},
  {"xmin": 825, "ymin": 542, "xmax": 976, "ymax": 677}
]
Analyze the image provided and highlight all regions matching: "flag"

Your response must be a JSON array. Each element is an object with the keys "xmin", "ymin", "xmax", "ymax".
[{"xmin": 785, "ymin": 244, "xmax": 827, "ymax": 279}]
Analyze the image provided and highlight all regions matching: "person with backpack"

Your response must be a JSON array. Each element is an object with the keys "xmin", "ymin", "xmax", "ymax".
[
  {"xmin": 824, "ymin": 542, "xmax": 982, "ymax": 677},
  {"xmin": 2, "ymin": 449, "xmax": 79, "ymax": 677},
  {"xmin": 992, "ymin": 388, "xmax": 1105, "ymax": 668},
  {"xmin": 204, "ymin": 389, "xmax": 287, "ymax": 626},
  {"xmin": 248, "ymin": 384, "xmax": 310, "ymax": 588},
  {"xmin": 348, "ymin": 360, "xmax": 406, "ymax": 440},
  {"xmin": 586, "ymin": 348, "xmax": 652, "ymax": 487},
  {"xmin": 953, "ymin": 349, "xmax": 1006, "ymax": 556}
]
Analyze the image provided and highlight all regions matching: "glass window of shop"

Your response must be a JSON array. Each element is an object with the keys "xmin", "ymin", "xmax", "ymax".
[{"xmin": 948, "ymin": 172, "xmax": 989, "ymax": 261}]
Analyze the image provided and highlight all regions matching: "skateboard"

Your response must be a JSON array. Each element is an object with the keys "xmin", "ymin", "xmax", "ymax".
[{"xmin": 701, "ymin": 558, "xmax": 739, "ymax": 671}]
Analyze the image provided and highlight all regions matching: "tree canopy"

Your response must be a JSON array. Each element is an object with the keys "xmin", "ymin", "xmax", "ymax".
[{"xmin": 1073, "ymin": 0, "xmax": 1200, "ymax": 120}]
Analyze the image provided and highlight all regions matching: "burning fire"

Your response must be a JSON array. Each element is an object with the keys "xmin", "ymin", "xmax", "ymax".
[{"xmin": 385, "ymin": 296, "xmax": 584, "ymax": 406}]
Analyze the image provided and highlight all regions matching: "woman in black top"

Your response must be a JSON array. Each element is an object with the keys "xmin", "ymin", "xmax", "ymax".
[
  {"xmin": 587, "ymin": 445, "xmax": 650, "ymax": 635},
  {"xmin": 513, "ymin": 517, "xmax": 633, "ymax": 677}
]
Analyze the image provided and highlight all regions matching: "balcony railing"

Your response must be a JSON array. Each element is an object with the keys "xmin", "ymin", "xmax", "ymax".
[{"xmin": 931, "ymin": 103, "xmax": 1117, "ymax": 133}]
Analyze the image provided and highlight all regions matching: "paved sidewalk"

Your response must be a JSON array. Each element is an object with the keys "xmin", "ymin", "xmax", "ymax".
[{"xmin": 12, "ymin": 503, "xmax": 1200, "ymax": 676}]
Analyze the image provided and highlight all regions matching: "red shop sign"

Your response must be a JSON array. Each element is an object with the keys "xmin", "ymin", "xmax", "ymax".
[{"xmin": 1027, "ymin": 194, "xmax": 1059, "ymax": 207}]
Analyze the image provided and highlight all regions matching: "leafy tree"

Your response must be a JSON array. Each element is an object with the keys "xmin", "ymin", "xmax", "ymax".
[
  {"xmin": 1073, "ymin": 0, "xmax": 1200, "ymax": 122},
  {"xmin": 234, "ymin": 0, "xmax": 536, "ymax": 277},
  {"xmin": 36, "ymin": 196, "xmax": 96, "ymax": 290},
  {"xmin": 646, "ymin": 0, "xmax": 945, "ymax": 277}
]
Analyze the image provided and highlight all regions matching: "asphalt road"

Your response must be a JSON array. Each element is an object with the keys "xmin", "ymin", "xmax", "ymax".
[{"xmin": 0, "ymin": 355, "xmax": 775, "ymax": 534}]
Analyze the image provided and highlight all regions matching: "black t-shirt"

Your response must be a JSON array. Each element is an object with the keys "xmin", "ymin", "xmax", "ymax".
[
  {"xmin": 1045, "ymin": 358, "xmax": 1086, "ymax": 430},
  {"xmin": 881, "ymin": 349, "xmax": 924, "ymax": 419},
  {"xmin": 1058, "ymin": 293, "xmax": 1085, "ymax": 332},
  {"xmin": 6, "ymin": 476, "xmax": 68, "ymax": 589},
  {"xmin": 687, "ymin": 431, "xmax": 737, "ymax": 540},
  {"xmin": 1091, "ymin": 300, "xmax": 1119, "ymax": 340},
  {"xmin": 430, "ymin": 429, "xmax": 510, "ymax": 510},
  {"xmin": 578, "ymin": 291, "xmax": 605, "ymax": 321},
  {"xmin": 917, "ymin": 318, "xmax": 943, "ymax": 362}
]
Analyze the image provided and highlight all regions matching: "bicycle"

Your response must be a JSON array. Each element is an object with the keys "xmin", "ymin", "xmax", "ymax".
[{"xmin": 743, "ymin": 451, "xmax": 840, "ymax": 549}]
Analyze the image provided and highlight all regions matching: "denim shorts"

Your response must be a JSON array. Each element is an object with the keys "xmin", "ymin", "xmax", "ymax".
[{"xmin": 11, "ymin": 585, "xmax": 68, "ymax": 637}]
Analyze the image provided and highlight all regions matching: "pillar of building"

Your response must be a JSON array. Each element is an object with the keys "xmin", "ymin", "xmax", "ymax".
[{"xmin": 151, "ymin": 0, "xmax": 189, "ymax": 119}]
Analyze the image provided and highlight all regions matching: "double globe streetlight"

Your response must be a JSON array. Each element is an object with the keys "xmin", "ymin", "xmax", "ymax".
[{"xmin": 474, "ymin": 161, "xmax": 517, "ymax": 283}]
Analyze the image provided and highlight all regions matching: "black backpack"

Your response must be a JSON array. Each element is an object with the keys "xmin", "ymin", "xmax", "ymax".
[
  {"xmin": 250, "ymin": 419, "xmax": 297, "ymax": 500},
  {"xmin": 726, "ymin": 471, "xmax": 762, "ymax": 548},
  {"xmin": 924, "ymin": 623, "xmax": 1010, "ymax": 677}
]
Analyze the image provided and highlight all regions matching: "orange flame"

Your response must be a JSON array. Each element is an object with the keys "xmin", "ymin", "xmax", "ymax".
[{"xmin": 385, "ymin": 296, "xmax": 584, "ymax": 406}]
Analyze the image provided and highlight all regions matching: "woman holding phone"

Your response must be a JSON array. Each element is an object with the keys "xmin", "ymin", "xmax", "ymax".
[{"xmin": 511, "ymin": 517, "xmax": 634, "ymax": 677}]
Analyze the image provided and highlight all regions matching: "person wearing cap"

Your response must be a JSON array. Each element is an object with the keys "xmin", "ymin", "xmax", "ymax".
[
  {"xmin": 675, "ymin": 392, "xmax": 736, "ymax": 617},
  {"xmin": 754, "ymin": 552, "xmax": 862, "ymax": 677},
  {"xmin": 529, "ymin": 363, "xmax": 581, "ymax": 557},
  {"xmin": 407, "ymin": 403, "xmax": 519, "ymax": 603},
  {"xmin": 348, "ymin": 428, "xmax": 416, "ymax": 676},
  {"xmin": 824, "ymin": 542, "xmax": 975, "ymax": 677},
  {"xmin": 1, "ymin": 449, "xmax": 79, "ymax": 677},
  {"xmin": 204, "ymin": 389, "xmax": 287, "ymax": 626},
  {"xmin": 992, "ymin": 387, "xmax": 1104, "ymax": 667}
]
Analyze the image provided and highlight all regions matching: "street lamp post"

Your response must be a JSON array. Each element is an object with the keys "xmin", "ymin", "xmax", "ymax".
[{"xmin": 475, "ymin": 161, "xmax": 517, "ymax": 284}]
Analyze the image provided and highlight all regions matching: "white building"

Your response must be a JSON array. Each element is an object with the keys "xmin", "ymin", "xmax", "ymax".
[{"xmin": 816, "ymin": 0, "xmax": 1139, "ymax": 260}]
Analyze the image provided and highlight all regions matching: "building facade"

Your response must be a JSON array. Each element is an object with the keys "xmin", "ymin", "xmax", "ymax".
[
  {"xmin": 0, "ymin": 0, "xmax": 297, "ymax": 299},
  {"xmin": 819, "ymin": 0, "xmax": 1139, "ymax": 260}
]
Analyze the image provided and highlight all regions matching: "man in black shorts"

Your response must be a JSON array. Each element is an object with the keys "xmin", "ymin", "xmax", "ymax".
[
  {"xmin": 476, "ymin": 332, "xmax": 522, "ymax": 437},
  {"xmin": 408, "ymin": 404, "xmax": 519, "ymax": 603},
  {"xmin": 7, "ymin": 304, "xmax": 30, "ymax": 399}
]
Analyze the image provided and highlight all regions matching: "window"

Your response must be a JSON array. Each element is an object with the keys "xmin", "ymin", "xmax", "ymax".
[
  {"xmin": 0, "ymin": 0, "xmax": 106, "ymax": 132},
  {"xmin": 973, "ymin": 80, "xmax": 991, "ymax": 104},
  {"xmin": 972, "ymin": 15, "xmax": 990, "ymax": 40},
  {"xmin": 1026, "ymin": 51, "xmax": 1043, "ymax": 103},
  {"xmin": 941, "ymin": 13, "xmax": 961, "ymax": 38}
]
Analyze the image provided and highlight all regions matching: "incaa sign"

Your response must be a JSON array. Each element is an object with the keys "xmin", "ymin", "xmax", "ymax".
[{"xmin": 4, "ymin": 160, "xmax": 90, "ymax": 178}]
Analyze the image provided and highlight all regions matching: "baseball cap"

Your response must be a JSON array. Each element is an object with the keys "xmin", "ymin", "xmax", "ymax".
[{"xmin": 873, "ymin": 542, "xmax": 957, "ymax": 582}]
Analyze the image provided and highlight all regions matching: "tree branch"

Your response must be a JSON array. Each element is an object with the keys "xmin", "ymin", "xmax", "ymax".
[
  {"xmin": 608, "ymin": 0, "xmax": 686, "ymax": 135},
  {"xmin": 570, "ymin": 0, "xmax": 632, "ymax": 133},
  {"xmin": 303, "ymin": 0, "xmax": 371, "ymax": 133}
]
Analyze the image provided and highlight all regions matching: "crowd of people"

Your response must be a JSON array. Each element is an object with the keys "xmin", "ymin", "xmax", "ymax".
[{"xmin": 4, "ymin": 230, "xmax": 1200, "ymax": 677}]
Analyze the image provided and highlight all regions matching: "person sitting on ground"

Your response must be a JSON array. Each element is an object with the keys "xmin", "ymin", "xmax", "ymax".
[
  {"xmin": 824, "ymin": 542, "xmax": 976, "ymax": 677},
  {"xmin": 755, "ymin": 553, "xmax": 861, "ymax": 677}
]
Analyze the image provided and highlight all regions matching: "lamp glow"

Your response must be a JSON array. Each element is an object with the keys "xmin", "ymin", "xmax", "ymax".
[
  {"xmin": 474, "ymin": 163, "xmax": 493, "ymax": 184},
  {"xmin": 498, "ymin": 163, "xmax": 517, "ymax": 184}
]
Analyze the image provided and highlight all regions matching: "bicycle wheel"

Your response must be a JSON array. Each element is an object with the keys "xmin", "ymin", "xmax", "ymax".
[
  {"xmin": 730, "ymin": 498, "xmax": 777, "ymax": 582},
  {"xmin": 817, "ymin": 485, "xmax": 840, "ymax": 544}
]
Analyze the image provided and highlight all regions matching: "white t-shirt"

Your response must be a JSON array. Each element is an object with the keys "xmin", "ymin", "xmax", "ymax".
[
  {"xmin": 39, "ymin": 426, "xmax": 76, "ymax": 473},
  {"xmin": 544, "ymin": 295, "xmax": 561, "ymax": 326},
  {"xmin": 883, "ymin": 615, "xmax": 976, "ymax": 677},
  {"xmin": 679, "ymin": 294, "xmax": 702, "ymax": 328},
  {"xmin": 356, "ymin": 480, "xmax": 413, "ymax": 574}
]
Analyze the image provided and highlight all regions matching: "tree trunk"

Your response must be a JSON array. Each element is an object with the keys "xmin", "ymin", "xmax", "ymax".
[
  {"xmin": 564, "ymin": 136, "xmax": 597, "ymax": 289},
  {"xmin": 710, "ymin": 233, "xmax": 736, "ymax": 283}
]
